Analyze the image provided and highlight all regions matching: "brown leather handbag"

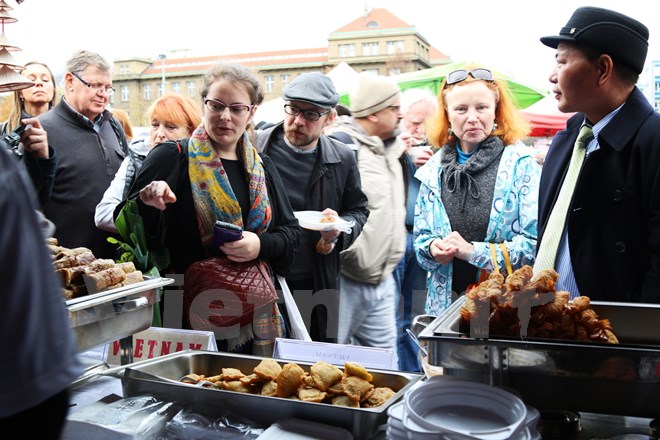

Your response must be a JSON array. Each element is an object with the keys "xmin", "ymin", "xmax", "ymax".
[{"xmin": 183, "ymin": 256, "xmax": 278, "ymax": 331}]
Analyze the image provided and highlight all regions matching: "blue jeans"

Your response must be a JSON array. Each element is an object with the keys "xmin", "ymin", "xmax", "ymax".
[
  {"xmin": 338, "ymin": 273, "xmax": 398, "ymax": 367},
  {"xmin": 393, "ymin": 231, "xmax": 428, "ymax": 372}
]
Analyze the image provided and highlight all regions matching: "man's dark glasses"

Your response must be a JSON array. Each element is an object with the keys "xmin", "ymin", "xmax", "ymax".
[{"xmin": 446, "ymin": 68, "xmax": 494, "ymax": 85}]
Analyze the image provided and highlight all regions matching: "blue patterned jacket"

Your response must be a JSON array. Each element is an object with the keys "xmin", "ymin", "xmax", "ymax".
[{"xmin": 413, "ymin": 141, "xmax": 541, "ymax": 316}]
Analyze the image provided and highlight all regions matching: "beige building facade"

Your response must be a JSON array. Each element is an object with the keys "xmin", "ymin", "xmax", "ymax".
[{"xmin": 110, "ymin": 8, "xmax": 451, "ymax": 126}]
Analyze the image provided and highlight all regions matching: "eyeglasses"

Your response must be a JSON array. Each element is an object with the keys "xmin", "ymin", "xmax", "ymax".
[
  {"xmin": 284, "ymin": 104, "xmax": 331, "ymax": 121},
  {"xmin": 71, "ymin": 72, "xmax": 115, "ymax": 95},
  {"xmin": 203, "ymin": 98, "xmax": 253, "ymax": 116},
  {"xmin": 445, "ymin": 68, "xmax": 494, "ymax": 85}
]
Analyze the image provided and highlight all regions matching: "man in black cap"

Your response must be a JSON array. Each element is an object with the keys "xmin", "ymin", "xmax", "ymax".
[
  {"xmin": 535, "ymin": 6, "xmax": 660, "ymax": 303},
  {"xmin": 254, "ymin": 72, "xmax": 369, "ymax": 342}
]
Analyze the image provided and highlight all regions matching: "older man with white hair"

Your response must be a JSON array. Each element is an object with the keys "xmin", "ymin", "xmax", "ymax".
[{"xmin": 40, "ymin": 50, "xmax": 127, "ymax": 259}]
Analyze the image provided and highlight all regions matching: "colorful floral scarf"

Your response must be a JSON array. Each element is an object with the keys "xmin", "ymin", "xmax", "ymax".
[{"xmin": 188, "ymin": 126, "xmax": 272, "ymax": 251}]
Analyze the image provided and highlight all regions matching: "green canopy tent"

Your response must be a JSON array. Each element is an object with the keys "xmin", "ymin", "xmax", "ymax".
[{"xmin": 338, "ymin": 61, "xmax": 548, "ymax": 110}]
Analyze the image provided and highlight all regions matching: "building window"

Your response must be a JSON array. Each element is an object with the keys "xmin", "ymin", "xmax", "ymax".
[
  {"xmin": 339, "ymin": 44, "xmax": 356, "ymax": 57},
  {"xmin": 362, "ymin": 69, "xmax": 379, "ymax": 76},
  {"xmin": 280, "ymin": 74, "xmax": 291, "ymax": 87},
  {"xmin": 119, "ymin": 64, "xmax": 129, "ymax": 74},
  {"xmin": 389, "ymin": 67, "xmax": 401, "ymax": 76},
  {"xmin": 264, "ymin": 75, "xmax": 274, "ymax": 93},
  {"xmin": 362, "ymin": 42, "xmax": 379, "ymax": 56},
  {"xmin": 158, "ymin": 82, "xmax": 165, "ymax": 97},
  {"xmin": 143, "ymin": 84, "xmax": 152, "ymax": 101},
  {"xmin": 187, "ymin": 81, "xmax": 195, "ymax": 97},
  {"xmin": 387, "ymin": 40, "xmax": 404, "ymax": 54},
  {"xmin": 172, "ymin": 81, "xmax": 181, "ymax": 94},
  {"xmin": 121, "ymin": 85, "xmax": 129, "ymax": 102}
]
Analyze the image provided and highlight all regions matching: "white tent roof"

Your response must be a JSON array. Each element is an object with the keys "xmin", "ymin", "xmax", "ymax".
[{"xmin": 254, "ymin": 62, "xmax": 358, "ymax": 125}]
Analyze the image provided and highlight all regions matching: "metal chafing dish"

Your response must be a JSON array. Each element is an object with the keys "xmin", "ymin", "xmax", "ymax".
[
  {"xmin": 418, "ymin": 296, "xmax": 660, "ymax": 418},
  {"xmin": 67, "ymin": 276, "xmax": 174, "ymax": 357},
  {"xmin": 104, "ymin": 350, "xmax": 423, "ymax": 438}
]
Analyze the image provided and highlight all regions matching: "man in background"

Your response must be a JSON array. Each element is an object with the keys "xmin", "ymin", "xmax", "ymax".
[
  {"xmin": 255, "ymin": 72, "xmax": 368, "ymax": 342},
  {"xmin": 328, "ymin": 73, "xmax": 406, "ymax": 359},
  {"xmin": 40, "ymin": 50, "xmax": 127, "ymax": 259},
  {"xmin": 394, "ymin": 88, "xmax": 436, "ymax": 371}
]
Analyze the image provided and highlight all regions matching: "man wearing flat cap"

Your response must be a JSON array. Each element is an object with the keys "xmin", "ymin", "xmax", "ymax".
[
  {"xmin": 326, "ymin": 73, "xmax": 406, "ymax": 358},
  {"xmin": 534, "ymin": 7, "xmax": 660, "ymax": 303},
  {"xmin": 254, "ymin": 71, "xmax": 369, "ymax": 343}
]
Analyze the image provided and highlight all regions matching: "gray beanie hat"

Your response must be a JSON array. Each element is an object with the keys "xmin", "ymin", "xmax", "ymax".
[
  {"xmin": 283, "ymin": 72, "xmax": 339, "ymax": 109},
  {"xmin": 350, "ymin": 73, "xmax": 400, "ymax": 118}
]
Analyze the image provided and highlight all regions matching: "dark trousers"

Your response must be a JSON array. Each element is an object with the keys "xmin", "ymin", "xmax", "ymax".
[
  {"xmin": 286, "ymin": 278, "xmax": 337, "ymax": 343},
  {"xmin": 0, "ymin": 388, "xmax": 70, "ymax": 439}
]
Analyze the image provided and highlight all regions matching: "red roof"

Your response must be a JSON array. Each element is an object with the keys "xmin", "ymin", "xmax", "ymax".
[
  {"xmin": 142, "ymin": 47, "xmax": 328, "ymax": 75},
  {"xmin": 333, "ymin": 8, "xmax": 413, "ymax": 33}
]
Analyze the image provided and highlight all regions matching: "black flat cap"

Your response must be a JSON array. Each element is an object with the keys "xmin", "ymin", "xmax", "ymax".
[
  {"xmin": 540, "ymin": 6, "xmax": 649, "ymax": 74},
  {"xmin": 283, "ymin": 72, "xmax": 339, "ymax": 109}
]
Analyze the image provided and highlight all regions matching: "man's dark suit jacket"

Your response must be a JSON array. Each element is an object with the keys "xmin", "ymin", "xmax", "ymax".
[{"xmin": 538, "ymin": 87, "xmax": 660, "ymax": 303}]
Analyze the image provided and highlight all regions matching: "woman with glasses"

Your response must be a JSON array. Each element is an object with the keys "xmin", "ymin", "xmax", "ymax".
[
  {"xmin": 122, "ymin": 63, "xmax": 301, "ymax": 354},
  {"xmin": 414, "ymin": 65, "xmax": 541, "ymax": 316},
  {"xmin": 2, "ymin": 62, "xmax": 57, "ymax": 208},
  {"xmin": 95, "ymin": 93, "xmax": 201, "ymax": 233}
]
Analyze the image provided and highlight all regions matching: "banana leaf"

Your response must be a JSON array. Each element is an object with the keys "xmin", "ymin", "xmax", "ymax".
[{"xmin": 109, "ymin": 199, "xmax": 169, "ymax": 326}]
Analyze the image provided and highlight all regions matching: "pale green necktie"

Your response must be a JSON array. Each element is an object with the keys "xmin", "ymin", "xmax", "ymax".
[{"xmin": 534, "ymin": 124, "xmax": 593, "ymax": 271}]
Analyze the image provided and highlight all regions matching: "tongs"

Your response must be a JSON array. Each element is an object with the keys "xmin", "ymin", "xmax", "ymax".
[{"xmin": 406, "ymin": 328, "xmax": 428, "ymax": 358}]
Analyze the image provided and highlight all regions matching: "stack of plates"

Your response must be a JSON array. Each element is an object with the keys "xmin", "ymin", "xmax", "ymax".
[{"xmin": 386, "ymin": 376, "xmax": 540, "ymax": 439}]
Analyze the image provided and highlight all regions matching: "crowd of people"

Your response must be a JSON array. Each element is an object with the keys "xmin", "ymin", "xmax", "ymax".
[{"xmin": 3, "ymin": 5, "xmax": 660, "ymax": 436}]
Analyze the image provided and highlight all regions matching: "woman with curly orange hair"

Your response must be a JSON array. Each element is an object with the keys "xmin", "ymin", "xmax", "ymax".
[{"xmin": 414, "ymin": 65, "xmax": 542, "ymax": 315}]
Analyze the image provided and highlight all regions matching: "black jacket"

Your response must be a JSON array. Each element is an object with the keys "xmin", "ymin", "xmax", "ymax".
[
  {"xmin": 121, "ymin": 139, "xmax": 301, "ymax": 277},
  {"xmin": 538, "ymin": 88, "xmax": 660, "ymax": 303},
  {"xmin": 255, "ymin": 122, "xmax": 369, "ymax": 291}
]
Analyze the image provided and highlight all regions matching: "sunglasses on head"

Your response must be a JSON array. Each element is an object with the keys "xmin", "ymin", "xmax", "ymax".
[{"xmin": 445, "ymin": 68, "xmax": 494, "ymax": 85}]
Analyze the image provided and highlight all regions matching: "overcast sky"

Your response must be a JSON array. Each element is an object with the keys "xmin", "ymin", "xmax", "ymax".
[{"xmin": 7, "ymin": 0, "xmax": 659, "ymax": 93}]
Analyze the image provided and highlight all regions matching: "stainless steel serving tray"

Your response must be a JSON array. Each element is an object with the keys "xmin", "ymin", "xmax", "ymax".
[
  {"xmin": 106, "ymin": 350, "xmax": 422, "ymax": 438},
  {"xmin": 418, "ymin": 296, "xmax": 660, "ymax": 418},
  {"xmin": 67, "ymin": 276, "xmax": 174, "ymax": 352}
]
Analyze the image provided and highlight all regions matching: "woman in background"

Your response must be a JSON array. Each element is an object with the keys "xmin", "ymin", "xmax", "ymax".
[
  {"xmin": 95, "ymin": 93, "xmax": 201, "ymax": 232},
  {"xmin": 414, "ymin": 65, "xmax": 541, "ymax": 316},
  {"xmin": 111, "ymin": 108, "xmax": 134, "ymax": 142},
  {"xmin": 2, "ymin": 61, "xmax": 57, "ymax": 207}
]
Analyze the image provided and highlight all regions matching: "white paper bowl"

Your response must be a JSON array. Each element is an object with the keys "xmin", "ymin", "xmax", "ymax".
[{"xmin": 403, "ymin": 376, "xmax": 528, "ymax": 440}]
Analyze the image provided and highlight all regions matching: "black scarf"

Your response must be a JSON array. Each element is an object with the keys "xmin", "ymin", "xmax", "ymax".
[
  {"xmin": 440, "ymin": 136, "xmax": 504, "ymax": 212},
  {"xmin": 440, "ymin": 135, "xmax": 504, "ymax": 295}
]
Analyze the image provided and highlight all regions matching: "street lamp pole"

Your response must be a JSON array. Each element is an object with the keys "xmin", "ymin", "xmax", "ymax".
[{"xmin": 159, "ymin": 54, "xmax": 166, "ymax": 96}]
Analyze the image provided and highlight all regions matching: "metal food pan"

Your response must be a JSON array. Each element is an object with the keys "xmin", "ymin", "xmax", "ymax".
[
  {"xmin": 430, "ymin": 296, "xmax": 660, "ymax": 345},
  {"xmin": 418, "ymin": 296, "xmax": 660, "ymax": 418},
  {"xmin": 110, "ymin": 350, "xmax": 422, "ymax": 438},
  {"xmin": 67, "ymin": 277, "xmax": 174, "ymax": 352}
]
